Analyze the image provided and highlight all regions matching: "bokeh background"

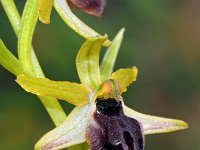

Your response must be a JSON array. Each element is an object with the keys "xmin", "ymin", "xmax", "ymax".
[{"xmin": 0, "ymin": 0, "xmax": 200, "ymax": 149}]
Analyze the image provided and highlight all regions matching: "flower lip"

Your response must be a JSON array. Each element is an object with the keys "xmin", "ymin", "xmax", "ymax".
[
  {"xmin": 96, "ymin": 98, "xmax": 123, "ymax": 116},
  {"xmin": 68, "ymin": 0, "xmax": 107, "ymax": 17},
  {"xmin": 87, "ymin": 97, "xmax": 145, "ymax": 150}
]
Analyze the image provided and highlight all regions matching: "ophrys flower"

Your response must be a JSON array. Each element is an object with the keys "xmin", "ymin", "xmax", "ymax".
[{"xmin": 16, "ymin": 29, "xmax": 188, "ymax": 150}]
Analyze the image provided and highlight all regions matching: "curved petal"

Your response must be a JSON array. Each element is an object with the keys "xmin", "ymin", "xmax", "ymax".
[
  {"xmin": 124, "ymin": 105, "xmax": 188, "ymax": 135},
  {"xmin": 100, "ymin": 28, "xmax": 125, "ymax": 81},
  {"xmin": 76, "ymin": 36, "xmax": 107, "ymax": 90},
  {"xmin": 54, "ymin": 0, "xmax": 111, "ymax": 46},
  {"xmin": 110, "ymin": 67, "xmax": 138, "ymax": 93},
  {"xmin": 16, "ymin": 75, "xmax": 92, "ymax": 106},
  {"xmin": 39, "ymin": 0, "xmax": 54, "ymax": 24},
  {"xmin": 35, "ymin": 105, "xmax": 90, "ymax": 150}
]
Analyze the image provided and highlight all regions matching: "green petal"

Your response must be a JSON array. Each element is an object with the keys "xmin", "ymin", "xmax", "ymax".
[
  {"xmin": 35, "ymin": 105, "xmax": 90, "ymax": 150},
  {"xmin": 124, "ymin": 105, "xmax": 188, "ymax": 135},
  {"xmin": 16, "ymin": 75, "xmax": 91, "ymax": 106},
  {"xmin": 54, "ymin": 0, "xmax": 111, "ymax": 47},
  {"xmin": 101, "ymin": 28, "xmax": 125, "ymax": 81},
  {"xmin": 110, "ymin": 67, "xmax": 138, "ymax": 93},
  {"xmin": 39, "ymin": 0, "xmax": 54, "ymax": 24},
  {"xmin": 76, "ymin": 36, "xmax": 107, "ymax": 90}
]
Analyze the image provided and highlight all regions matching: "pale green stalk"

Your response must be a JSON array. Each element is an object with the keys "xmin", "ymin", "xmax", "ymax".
[
  {"xmin": 17, "ymin": 0, "xmax": 38, "ymax": 73},
  {"xmin": 1, "ymin": 0, "xmax": 43, "ymax": 77},
  {"xmin": 1, "ymin": 0, "xmax": 66, "ymax": 126},
  {"xmin": 0, "ymin": 39, "xmax": 24, "ymax": 75},
  {"xmin": 54, "ymin": 0, "xmax": 111, "ymax": 47}
]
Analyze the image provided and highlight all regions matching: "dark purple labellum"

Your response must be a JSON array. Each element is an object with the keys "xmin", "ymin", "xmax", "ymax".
[
  {"xmin": 87, "ymin": 98, "xmax": 144, "ymax": 150},
  {"xmin": 68, "ymin": 0, "xmax": 107, "ymax": 17}
]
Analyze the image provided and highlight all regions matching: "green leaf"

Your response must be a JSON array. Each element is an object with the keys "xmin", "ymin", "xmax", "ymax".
[
  {"xmin": 39, "ymin": 0, "xmax": 54, "ymax": 24},
  {"xmin": 110, "ymin": 67, "xmax": 138, "ymax": 93},
  {"xmin": 35, "ymin": 105, "xmax": 90, "ymax": 150},
  {"xmin": 54, "ymin": 0, "xmax": 111, "ymax": 47},
  {"xmin": 0, "ymin": 39, "xmax": 24, "ymax": 75},
  {"xmin": 76, "ymin": 36, "xmax": 107, "ymax": 90},
  {"xmin": 124, "ymin": 105, "xmax": 188, "ymax": 135},
  {"xmin": 101, "ymin": 28, "xmax": 125, "ymax": 81},
  {"xmin": 16, "ymin": 75, "xmax": 92, "ymax": 106}
]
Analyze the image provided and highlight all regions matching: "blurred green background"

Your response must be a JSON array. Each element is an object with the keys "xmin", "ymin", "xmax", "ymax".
[{"xmin": 0, "ymin": 0, "xmax": 200, "ymax": 149}]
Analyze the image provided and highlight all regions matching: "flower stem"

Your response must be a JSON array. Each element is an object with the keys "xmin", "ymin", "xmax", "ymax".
[
  {"xmin": 0, "ymin": 39, "xmax": 24, "ymax": 75},
  {"xmin": 54, "ymin": 0, "xmax": 111, "ymax": 47},
  {"xmin": 1, "ymin": 0, "xmax": 66, "ymax": 126},
  {"xmin": 18, "ymin": 0, "xmax": 38, "ymax": 74}
]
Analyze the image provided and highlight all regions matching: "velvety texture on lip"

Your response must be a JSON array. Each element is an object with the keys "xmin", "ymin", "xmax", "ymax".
[
  {"xmin": 87, "ymin": 98, "xmax": 144, "ymax": 150},
  {"xmin": 68, "ymin": 0, "xmax": 107, "ymax": 17}
]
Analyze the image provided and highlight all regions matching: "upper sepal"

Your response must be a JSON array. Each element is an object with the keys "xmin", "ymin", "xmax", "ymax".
[{"xmin": 76, "ymin": 35, "xmax": 107, "ymax": 91}]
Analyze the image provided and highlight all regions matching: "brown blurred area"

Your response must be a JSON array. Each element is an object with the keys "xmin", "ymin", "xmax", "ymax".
[{"xmin": 0, "ymin": 0, "xmax": 200, "ymax": 149}]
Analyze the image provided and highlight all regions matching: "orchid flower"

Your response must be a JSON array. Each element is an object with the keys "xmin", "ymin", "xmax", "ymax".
[{"xmin": 16, "ymin": 29, "xmax": 188, "ymax": 150}]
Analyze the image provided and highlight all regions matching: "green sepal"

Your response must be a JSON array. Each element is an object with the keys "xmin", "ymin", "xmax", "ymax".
[
  {"xmin": 76, "ymin": 35, "xmax": 107, "ymax": 90},
  {"xmin": 16, "ymin": 75, "xmax": 92, "ymax": 106},
  {"xmin": 35, "ymin": 105, "xmax": 90, "ymax": 150},
  {"xmin": 124, "ymin": 105, "xmax": 188, "ymax": 135},
  {"xmin": 101, "ymin": 28, "xmax": 125, "ymax": 81}
]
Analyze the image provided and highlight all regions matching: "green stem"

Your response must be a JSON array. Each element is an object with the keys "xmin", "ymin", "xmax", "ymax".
[
  {"xmin": 54, "ymin": 0, "xmax": 111, "ymax": 47},
  {"xmin": 0, "ymin": 0, "xmax": 21, "ymax": 35},
  {"xmin": 1, "ymin": 0, "xmax": 66, "ymax": 126},
  {"xmin": 0, "ymin": 39, "xmax": 25, "ymax": 75},
  {"xmin": 17, "ymin": 0, "xmax": 38, "ymax": 74}
]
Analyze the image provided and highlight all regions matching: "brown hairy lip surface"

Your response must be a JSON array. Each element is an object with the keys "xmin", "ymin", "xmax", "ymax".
[{"xmin": 68, "ymin": 0, "xmax": 107, "ymax": 17}]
